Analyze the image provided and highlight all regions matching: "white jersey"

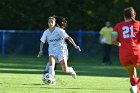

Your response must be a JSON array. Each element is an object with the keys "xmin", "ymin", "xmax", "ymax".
[{"xmin": 40, "ymin": 27, "xmax": 68, "ymax": 61}]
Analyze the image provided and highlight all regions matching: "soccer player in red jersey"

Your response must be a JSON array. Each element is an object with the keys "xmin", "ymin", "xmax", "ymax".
[{"xmin": 111, "ymin": 7, "xmax": 140, "ymax": 93}]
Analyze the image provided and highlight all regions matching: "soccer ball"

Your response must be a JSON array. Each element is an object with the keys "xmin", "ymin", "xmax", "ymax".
[{"xmin": 42, "ymin": 73, "xmax": 52, "ymax": 84}]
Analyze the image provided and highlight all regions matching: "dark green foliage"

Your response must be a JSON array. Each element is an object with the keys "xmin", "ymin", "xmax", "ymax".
[{"xmin": 0, "ymin": 0, "xmax": 139, "ymax": 30}]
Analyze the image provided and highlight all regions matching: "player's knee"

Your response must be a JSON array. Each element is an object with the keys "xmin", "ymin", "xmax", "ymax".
[{"xmin": 62, "ymin": 68, "xmax": 67, "ymax": 73}]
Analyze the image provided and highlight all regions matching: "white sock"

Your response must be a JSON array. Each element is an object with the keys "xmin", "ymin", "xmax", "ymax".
[
  {"xmin": 49, "ymin": 66, "xmax": 55, "ymax": 78},
  {"xmin": 66, "ymin": 67, "xmax": 74, "ymax": 74},
  {"xmin": 44, "ymin": 62, "xmax": 49, "ymax": 72},
  {"xmin": 131, "ymin": 85, "xmax": 137, "ymax": 93}
]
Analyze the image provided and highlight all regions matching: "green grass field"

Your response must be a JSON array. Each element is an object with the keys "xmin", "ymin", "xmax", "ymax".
[{"xmin": 0, "ymin": 55, "xmax": 133, "ymax": 93}]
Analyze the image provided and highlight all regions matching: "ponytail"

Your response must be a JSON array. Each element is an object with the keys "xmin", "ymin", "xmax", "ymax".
[
  {"xmin": 131, "ymin": 17, "xmax": 138, "ymax": 23},
  {"xmin": 124, "ymin": 7, "xmax": 138, "ymax": 23},
  {"xmin": 53, "ymin": 15, "xmax": 67, "ymax": 28}
]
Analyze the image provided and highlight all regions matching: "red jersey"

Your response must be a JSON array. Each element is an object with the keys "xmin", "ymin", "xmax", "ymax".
[{"xmin": 113, "ymin": 21, "xmax": 140, "ymax": 57}]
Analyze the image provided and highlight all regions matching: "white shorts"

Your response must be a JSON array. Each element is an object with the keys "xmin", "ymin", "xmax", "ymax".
[{"xmin": 49, "ymin": 45, "xmax": 68, "ymax": 63}]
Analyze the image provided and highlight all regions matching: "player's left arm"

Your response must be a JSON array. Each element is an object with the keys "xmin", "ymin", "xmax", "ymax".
[
  {"xmin": 58, "ymin": 28, "xmax": 81, "ymax": 51},
  {"xmin": 111, "ymin": 32, "xmax": 121, "ymax": 46},
  {"xmin": 66, "ymin": 35, "xmax": 81, "ymax": 51}
]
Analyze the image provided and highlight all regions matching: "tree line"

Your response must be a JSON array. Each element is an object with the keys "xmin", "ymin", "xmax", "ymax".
[{"xmin": 0, "ymin": 0, "xmax": 139, "ymax": 31}]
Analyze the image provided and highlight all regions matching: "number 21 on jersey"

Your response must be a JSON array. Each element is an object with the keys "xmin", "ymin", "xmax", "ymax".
[{"xmin": 122, "ymin": 26, "xmax": 134, "ymax": 38}]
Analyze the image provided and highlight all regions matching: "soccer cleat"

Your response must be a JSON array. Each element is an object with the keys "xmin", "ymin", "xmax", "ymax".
[
  {"xmin": 50, "ymin": 81, "xmax": 56, "ymax": 86},
  {"xmin": 130, "ymin": 85, "xmax": 137, "ymax": 93},
  {"xmin": 71, "ymin": 68, "xmax": 77, "ymax": 79},
  {"xmin": 71, "ymin": 72, "xmax": 77, "ymax": 79},
  {"xmin": 50, "ymin": 77, "xmax": 56, "ymax": 86}
]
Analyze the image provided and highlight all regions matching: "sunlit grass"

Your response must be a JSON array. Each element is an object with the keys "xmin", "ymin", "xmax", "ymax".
[{"xmin": 0, "ymin": 56, "xmax": 132, "ymax": 93}]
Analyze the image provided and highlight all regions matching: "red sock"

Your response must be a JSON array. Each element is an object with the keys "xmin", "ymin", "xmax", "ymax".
[
  {"xmin": 137, "ymin": 78, "xmax": 140, "ymax": 88},
  {"xmin": 130, "ymin": 77, "xmax": 138, "ymax": 86}
]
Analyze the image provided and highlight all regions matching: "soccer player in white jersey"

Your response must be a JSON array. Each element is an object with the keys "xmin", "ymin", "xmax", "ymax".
[
  {"xmin": 37, "ymin": 16, "xmax": 81, "ymax": 85},
  {"xmin": 41, "ymin": 16, "xmax": 69, "ymax": 74}
]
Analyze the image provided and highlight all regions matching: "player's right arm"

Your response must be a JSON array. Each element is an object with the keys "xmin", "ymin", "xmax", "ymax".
[
  {"xmin": 37, "ymin": 42, "xmax": 44, "ymax": 57},
  {"xmin": 37, "ymin": 31, "xmax": 47, "ymax": 57}
]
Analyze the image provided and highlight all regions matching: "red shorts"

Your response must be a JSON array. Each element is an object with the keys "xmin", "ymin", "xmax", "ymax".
[{"xmin": 120, "ymin": 54, "xmax": 140, "ymax": 67}]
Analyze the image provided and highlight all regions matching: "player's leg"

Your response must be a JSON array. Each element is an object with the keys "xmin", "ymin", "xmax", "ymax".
[
  {"xmin": 102, "ymin": 44, "xmax": 109, "ymax": 65},
  {"xmin": 44, "ymin": 61, "xmax": 58, "ymax": 74},
  {"xmin": 44, "ymin": 62, "xmax": 50, "ymax": 74},
  {"xmin": 49, "ymin": 55, "xmax": 56, "ymax": 85},
  {"xmin": 130, "ymin": 55, "xmax": 140, "ymax": 93},
  {"xmin": 125, "ymin": 65, "xmax": 138, "ymax": 93},
  {"xmin": 135, "ymin": 55, "xmax": 140, "ymax": 93},
  {"xmin": 59, "ymin": 57, "xmax": 77, "ymax": 79},
  {"xmin": 54, "ymin": 59, "xmax": 59, "ymax": 70},
  {"xmin": 106, "ymin": 45, "xmax": 112, "ymax": 65},
  {"xmin": 125, "ymin": 65, "xmax": 137, "ymax": 85}
]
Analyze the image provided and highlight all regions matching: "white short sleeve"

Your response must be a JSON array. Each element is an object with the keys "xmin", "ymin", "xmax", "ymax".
[
  {"xmin": 58, "ymin": 28, "xmax": 68, "ymax": 38},
  {"xmin": 40, "ymin": 30, "xmax": 47, "ymax": 43}
]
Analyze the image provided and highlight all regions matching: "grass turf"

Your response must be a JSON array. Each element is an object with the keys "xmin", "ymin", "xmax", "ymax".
[{"xmin": 0, "ymin": 55, "xmax": 133, "ymax": 93}]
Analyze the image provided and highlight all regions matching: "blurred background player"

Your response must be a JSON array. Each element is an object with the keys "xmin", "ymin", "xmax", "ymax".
[
  {"xmin": 37, "ymin": 16, "xmax": 81, "ymax": 85},
  {"xmin": 111, "ymin": 7, "xmax": 140, "ymax": 93},
  {"xmin": 99, "ymin": 21, "xmax": 113, "ymax": 65}
]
